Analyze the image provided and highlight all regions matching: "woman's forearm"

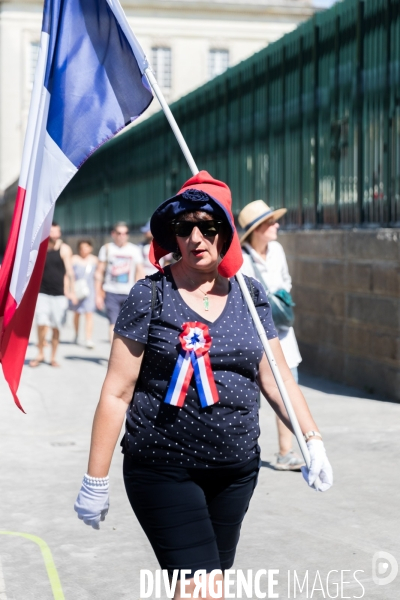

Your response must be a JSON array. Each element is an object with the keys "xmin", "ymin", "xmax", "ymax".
[
  {"xmin": 264, "ymin": 376, "xmax": 319, "ymax": 435},
  {"xmin": 86, "ymin": 336, "xmax": 145, "ymax": 478},
  {"xmin": 87, "ymin": 392, "xmax": 128, "ymax": 478},
  {"xmin": 258, "ymin": 339, "xmax": 319, "ymax": 436}
]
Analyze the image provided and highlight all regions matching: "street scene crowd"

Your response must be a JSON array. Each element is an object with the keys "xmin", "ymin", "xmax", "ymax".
[
  {"xmin": 1, "ymin": 183, "xmax": 398, "ymax": 600},
  {"xmin": 10, "ymin": 171, "xmax": 393, "ymax": 600}
]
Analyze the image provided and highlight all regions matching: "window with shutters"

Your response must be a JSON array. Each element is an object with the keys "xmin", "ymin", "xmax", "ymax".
[
  {"xmin": 151, "ymin": 47, "xmax": 172, "ymax": 89},
  {"xmin": 208, "ymin": 49, "xmax": 229, "ymax": 80},
  {"xmin": 28, "ymin": 41, "xmax": 40, "ymax": 90}
]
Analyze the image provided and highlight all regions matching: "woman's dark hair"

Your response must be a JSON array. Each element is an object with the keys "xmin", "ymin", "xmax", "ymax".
[
  {"xmin": 77, "ymin": 239, "xmax": 94, "ymax": 251},
  {"xmin": 246, "ymin": 231, "xmax": 254, "ymax": 246},
  {"xmin": 171, "ymin": 210, "xmax": 230, "ymax": 260},
  {"xmin": 175, "ymin": 210, "xmax": 213, "ymax": 223}
]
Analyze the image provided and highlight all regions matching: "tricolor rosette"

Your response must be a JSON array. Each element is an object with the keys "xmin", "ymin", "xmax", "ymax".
[{"xmin": 164, "ymin": 321, "xmax": 219, "ymax": 408}]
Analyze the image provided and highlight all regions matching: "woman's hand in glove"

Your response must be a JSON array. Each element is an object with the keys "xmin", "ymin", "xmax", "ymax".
[
  {"xmin": 74, "ymin": 474, "xmax": 109, "ymax": 529},
  {"xmin": 301, "ymin": 440, "xmax": 333, "ymax": 492}
]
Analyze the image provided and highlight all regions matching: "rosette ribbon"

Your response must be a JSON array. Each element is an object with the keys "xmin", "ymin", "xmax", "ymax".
[{"xmin": 164, "ymin": 321, "xmax": 219, "ymax": 408}]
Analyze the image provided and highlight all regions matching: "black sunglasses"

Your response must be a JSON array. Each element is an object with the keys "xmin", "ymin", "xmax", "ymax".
[{"xmin": 171, "ymin": 220, "xmax": 223, "ymax": 238}]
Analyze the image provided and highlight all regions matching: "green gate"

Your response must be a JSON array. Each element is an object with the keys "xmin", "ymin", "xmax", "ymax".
[{"xmin": 55, "ymin": 0, "xmax": 400, "ymax": 234}]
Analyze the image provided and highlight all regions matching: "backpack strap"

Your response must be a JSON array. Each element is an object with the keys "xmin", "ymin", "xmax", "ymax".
[
  {"xmin": 145, "ymin": 271, "xmax": 164, "ymax": 316},
  {"xmin": 151, "ymin": 278, "xmax": 157, "ymax": 312}
]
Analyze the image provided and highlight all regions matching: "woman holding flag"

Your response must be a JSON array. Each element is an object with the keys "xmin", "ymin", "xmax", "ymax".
[{"xmin": 75, "ymin": 171, "xmax": 332, "ymax": 598}]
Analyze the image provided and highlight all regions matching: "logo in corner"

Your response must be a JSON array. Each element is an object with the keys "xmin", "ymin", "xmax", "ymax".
[{"xmin": 372, "ymin": 551, "xmax": 398, "ymax": 586}]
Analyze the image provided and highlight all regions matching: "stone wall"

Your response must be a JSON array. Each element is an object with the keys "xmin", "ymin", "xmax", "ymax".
[{"xmin": 279, "ymin": 229, "xmax": 400, "ymax": 402}]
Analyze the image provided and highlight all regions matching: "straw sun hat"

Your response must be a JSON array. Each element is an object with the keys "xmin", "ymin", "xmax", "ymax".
[{"xmin": 238, "ymin": 200, "xmax": 287, "ymax": 243}]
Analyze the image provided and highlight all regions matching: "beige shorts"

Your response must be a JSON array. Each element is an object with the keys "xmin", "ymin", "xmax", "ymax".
[{"xmin": 36, "ymin": 293, "xmax": 68, "ymax": 329}]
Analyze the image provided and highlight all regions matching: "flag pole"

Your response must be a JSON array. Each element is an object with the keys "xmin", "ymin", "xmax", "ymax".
[
  {"xmin": 144, "ymin": 66, "xmax": 312, "ymax": 469},
  {"xmin": 144, "ymin": 68, "xmax": 198, "ymax": 175}
]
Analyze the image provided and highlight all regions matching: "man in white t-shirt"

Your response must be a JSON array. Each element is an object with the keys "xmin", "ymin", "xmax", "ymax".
[
  {"xmin": 95, "ymin": 222, "xmax": 145, "ymax": 341},
  {"xmin": 139, "ymin": 220, "xmax": 172, "ymax": 275}
]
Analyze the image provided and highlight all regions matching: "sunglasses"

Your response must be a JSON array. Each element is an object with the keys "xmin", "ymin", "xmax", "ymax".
[{"xmin": 171, "ymin": 220, "xmax": 223, "ymax": 238}]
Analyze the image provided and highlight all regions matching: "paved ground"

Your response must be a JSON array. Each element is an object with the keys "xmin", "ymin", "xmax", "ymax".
[{"xmin": 0, "ymin": 311, "xmax": 399, "ymax": 600}]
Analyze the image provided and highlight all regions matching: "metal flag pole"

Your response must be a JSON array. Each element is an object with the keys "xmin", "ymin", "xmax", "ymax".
[{"xmin": 144, "ymin": 66, "xmax": 311, "ymax": 468}]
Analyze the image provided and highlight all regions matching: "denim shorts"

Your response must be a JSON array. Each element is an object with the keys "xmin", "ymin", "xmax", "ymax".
[
  {"xmin": 123, "ymin": 455, "xmax": 260, "ymax": 577},
  {"xmin": 104, "ymin": 292, "xmax": 127, "ymax": 325}
]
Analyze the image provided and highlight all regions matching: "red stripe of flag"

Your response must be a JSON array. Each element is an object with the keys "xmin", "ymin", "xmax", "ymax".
[
  {"xmin": 0, "ymin": 237, "xmax": 48, "ymax": 411},
  {"xmin": 0, "ymin": 187, "xmax": 26, "ymax": 325},
  {"xmin": 0, "ymin": 185, "xmax": 49, "ymax": 411}
]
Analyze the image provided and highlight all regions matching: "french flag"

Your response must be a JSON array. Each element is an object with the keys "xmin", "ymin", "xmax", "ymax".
[{"xmin": 0, "ymin": 0, "xmax": 153, "ymax": 409}]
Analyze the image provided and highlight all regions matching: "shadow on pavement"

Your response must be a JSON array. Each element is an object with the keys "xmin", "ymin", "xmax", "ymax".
[
  {"xmin": 260, "ymin": 460, "xmax": 302, "ymax": 473},
  {"xmin": 298, "ymin": 372, "xmax": 393, "ymax": 403},
  {"xmin": 28, "ymin": 340, "xmax": 76, "ymax": 346},
  {"xmin": 260, "ymin": 460, "xmax": 276, "ymax": 470},
  {"xmin": 23, "ymin": 358, "xmax": 49, "ymax": 366},
  {"xmin": 64, "ymin": 355, "xmax": 108, "ymax": 366}
]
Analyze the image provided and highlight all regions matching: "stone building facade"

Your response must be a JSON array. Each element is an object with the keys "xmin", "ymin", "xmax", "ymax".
[{"xmin": 0, "ymin": 0, "xmax": 326, "ymax": 198}]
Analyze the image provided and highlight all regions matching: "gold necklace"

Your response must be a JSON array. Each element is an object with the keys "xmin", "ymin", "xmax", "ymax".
[{"xmin": 183, "ymin": 269, "xmax": 218, "ymax": 311}]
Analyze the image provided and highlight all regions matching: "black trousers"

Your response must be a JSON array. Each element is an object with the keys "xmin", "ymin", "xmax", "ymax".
[{"xmin": 123, "ymin": 456, "xmax": 260, "ymax": 577}]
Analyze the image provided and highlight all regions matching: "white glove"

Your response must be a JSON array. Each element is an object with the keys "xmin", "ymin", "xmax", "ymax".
[
  {"xmin": 74, "ymin": 474, "xmax": 110, "ymax": 529},
  {"xmin": 301, "ymin": 439, "xmax": 333, "ymax": 492}
]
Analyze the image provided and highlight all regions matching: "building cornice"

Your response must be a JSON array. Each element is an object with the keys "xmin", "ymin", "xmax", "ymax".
[{"xmin": 0, "ymin": 0, "xmax": 320, "ymax": 21}]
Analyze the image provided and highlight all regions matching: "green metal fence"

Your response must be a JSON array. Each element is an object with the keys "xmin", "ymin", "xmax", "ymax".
[{"xmin": 55, "ymin": 0, "xmax": 400, "ymax": 234}]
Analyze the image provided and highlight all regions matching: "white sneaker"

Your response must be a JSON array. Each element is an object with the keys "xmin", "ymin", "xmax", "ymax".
[
  {"xmin": 86, "ymin": 340, "xmax": 94, "ymax": 349},
  {"xmin": 274, "ymin": 450, "xmax": 305, "ymax": 471}
]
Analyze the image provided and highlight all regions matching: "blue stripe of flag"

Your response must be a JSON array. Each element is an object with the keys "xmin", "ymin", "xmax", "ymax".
[
  {"xmin": 43, "ymin": 0, "xmax": 152, "ymax": 168},
  {"xmin": 42, "ymin": 0, "xmax": 59, "ymax": 35}
]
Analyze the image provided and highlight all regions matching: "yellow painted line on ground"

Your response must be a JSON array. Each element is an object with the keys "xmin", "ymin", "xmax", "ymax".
[{"xmin": 0, "ymin": 532, "xmax": 65, "ymax": 600}]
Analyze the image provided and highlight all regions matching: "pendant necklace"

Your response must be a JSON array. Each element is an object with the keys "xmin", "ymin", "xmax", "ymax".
[
  {"xmin": 186, "ymin": 272, "xmax": 218, "ymax": 311},
  {"xmin": 200, "ymin": 288, "xmax": 210, "ymax": 311}
]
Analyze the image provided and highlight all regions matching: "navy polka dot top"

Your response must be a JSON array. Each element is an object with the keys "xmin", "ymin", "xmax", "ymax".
[{"xmin": 115, "ymin": 266, "xmax": 277, "ymax": 468}]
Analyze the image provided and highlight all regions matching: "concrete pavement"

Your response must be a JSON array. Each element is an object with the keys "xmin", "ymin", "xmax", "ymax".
[{"xmin": 0, "ymin": 311, "xmax": 399, "ymax": 600}]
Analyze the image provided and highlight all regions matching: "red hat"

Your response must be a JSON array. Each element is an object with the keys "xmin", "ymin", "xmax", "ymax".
[{"xmin": 149, "ymin": 171, "xmax": 243, "ymax": 278}]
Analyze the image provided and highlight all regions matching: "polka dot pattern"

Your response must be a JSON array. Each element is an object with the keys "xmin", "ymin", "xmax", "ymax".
[{"xmin": 115, "ymin": 267, "xmax": 277, "ymax": 468}]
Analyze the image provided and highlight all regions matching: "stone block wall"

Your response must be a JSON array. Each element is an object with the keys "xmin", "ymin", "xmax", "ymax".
[{"xmin": 279, "ymin": 229, "xmax": 400, "ymax": 402}]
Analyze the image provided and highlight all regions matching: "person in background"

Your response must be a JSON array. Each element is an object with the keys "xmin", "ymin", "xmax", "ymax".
[
  {"xmin": 95, "ymin": 222, "xmax": 145, "ymax": 342},
  {"xmin": 239, "ymin": 200, "xmax": 305, "ymax": 471},
  {"xmin": 30, "ymin": 222, "xmax": 75, "ymax": 367},
  {"xmin": 139, "ymin": 220, "xmax": 172, "ymax": 275},
  {"xmin": 139, "ymin": 220, "xmax": 156, "ymax": 276},
  {"xmin": 70, "ymin": 239, "xmax": 98, "ymax": 348}
]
